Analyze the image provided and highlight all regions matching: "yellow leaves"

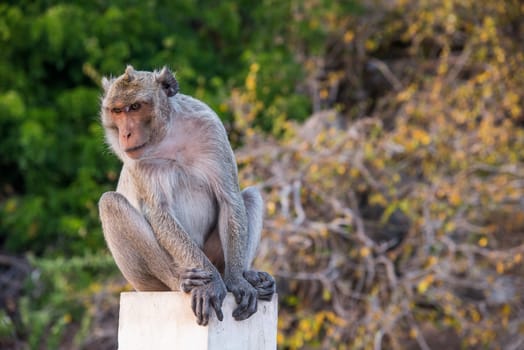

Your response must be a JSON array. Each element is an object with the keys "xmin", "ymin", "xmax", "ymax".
[
  {"xmin": 470, "ymin": 308, "xmax": 481, "ymax": 323},
  {"xmin": 277, "ymin": 331, "xmax": 285, "ymax": 346},
  {"xmin": 393, "ymin": 125, "xmax": 431, "ymax": 152},
  {"xmin": 426, "ymin": 255, "xmax": 438, "ymax": 268},
  {"xmin": 444, "ymin": 13, "xmax": 457, "ymax": 34},
  {"xmin": 218, "ymin": 102, "xmax": 228, "ymax": 113},
  {"xmin": 286, "ymin": 311, "xmax": 346, "ymax": 348},
  {"xmin": 250, "ymin": 62, "xmax": 260, "ymax": 73},
  {"xmin": 494, "ymin": 46, "xmax": 505, "ymax": 64},
  {"xmin": 409, "ymin": 328, "xmax": 418, "ymax": 339},
  {"xmin": 478, "ymin": 237, "xmax": 488, "ymax": 247},
  {"xmin": 4, "ymin": 198, "xmax": 17, "ymax": 213},
  {"xmin": 245, "ymin": 62, "xmax": 260, "ymax": 92},
  {"xmin": 448, "ymin": 189, "xmax": 461, "ymax": 206},
  {"xmin": 360, "ymin": 246, "xmax": 371, "ymax": 258},
  {"xmin": 322, "ymin": 288, "xmax": 331, "ymax": 301},
  {"xmin": 62, "ymin": 313, "xmax": 72, "ymax": 324},
  {"xmin": 266, "ymin": 201, "xmax": 276, "ymax": 216},
  {"xmin": 496, "ymin": 261, "xmax": 505, "ymax": 274},
  {"xmin": 89, "ymin": 282, "xmax": 102, "ymax": 293},
  {"xmin": 396, "ymin": 84, "xmax": 417, "ymax": 102},
  {"xmin": 501, "ymin": 303, "xmax": 511, "ymax": 317},
  {"xmin": 412, "ymin": 128, "xmax": 431, "ymax": 146},
  {"xmin": 349, "ymin": 167, "xmax": 360, "ymax": 178},
  {"xmin": 503, "ymin": 91, "xmax": 522, "ymax": 119},
  {"xmin": 369, "ymin": 193, "xmax": 387, "ymax": 207},
  {"xmin": 443, "ymin": 221, "xmax": 456, "ymax": 233},
  {"xmin": 245, "ymin": 127, "xmax": 255, "ymax": 138},
  {"xmin": 308, "ymin": 18, "xmax": 319, "ymax": 30},
  {"xmin": 474, "ymin": 70, "xmax": 491, "ymax": 84},
  {"xmin": 417, "ymin": 274, "xmax": 435, "ymax": 294},
  {"xmin": 437, "ymin": 183, "xmax": 462, "ymax": 207},
  {"xmin": 245, "ymin": 73, "xmax": 257, "ymax": 91},
  {"xmin": 480, "ymin": 16, "xmax": 497, "ymax": 43},
  {"xmin": 343, "ymin": 30, "xmax": 354, "ymax": 43},
  {"xmin": 437, "ymin": 61, "xmax": 448, "ymax": 75},
  {"xmin": 365, "ymin": 39, "xmax": 377, "ymax": 51}
]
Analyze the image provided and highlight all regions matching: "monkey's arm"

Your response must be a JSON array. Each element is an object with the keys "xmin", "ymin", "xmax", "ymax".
[{"xmin": 213, "ymin": 155, "xmax": 259, "ymax": 321}]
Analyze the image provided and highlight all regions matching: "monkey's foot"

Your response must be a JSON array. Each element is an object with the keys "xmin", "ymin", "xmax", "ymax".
[
  {"xmin": 243, "ymin": 270, "xmax": 276, "ymax": 301},
  {"xmin": 181, "ymin": 268, "xmax": 214, "ymax": 293}
]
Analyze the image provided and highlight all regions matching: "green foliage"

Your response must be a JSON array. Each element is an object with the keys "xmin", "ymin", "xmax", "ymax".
[
  {"xmin": 0, "ymin": 309, "xmax": 15, "ymax": 339},
  {"xmin": 19, "ymin": 253, "xmax": 118, "ymax": 349},
  {"xmin": 0, "ymin": 0, "xmax": 322, "ymax": 255}
]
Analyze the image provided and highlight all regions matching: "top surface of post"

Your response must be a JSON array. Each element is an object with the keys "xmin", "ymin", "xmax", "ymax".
[{"xmin": 118, "ymin": 291, "xmax": 278, "ymax": 350}]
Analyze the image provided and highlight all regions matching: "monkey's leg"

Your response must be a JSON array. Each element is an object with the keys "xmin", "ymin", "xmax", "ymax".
[
  {"xmin": 241, "ymin": 187, "xmax": 276, "ymax": 301},
  {"xmin": 99, "ymin": 191, "xmax": 211, "ymax": 291}
]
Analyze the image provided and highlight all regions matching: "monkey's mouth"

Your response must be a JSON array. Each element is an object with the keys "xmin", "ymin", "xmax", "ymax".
[{"xmin": 124, "ymin": 143, "xmax": 147, "ymax": 158}]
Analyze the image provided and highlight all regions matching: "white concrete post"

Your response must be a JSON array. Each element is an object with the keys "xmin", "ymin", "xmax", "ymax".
[{"xmin": 118, "ymin": 292, "xmax": 278, "ymax": 350}]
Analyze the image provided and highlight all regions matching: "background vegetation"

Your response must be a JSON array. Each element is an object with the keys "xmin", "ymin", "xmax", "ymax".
[{"xmin": 1, "ymin": 0, "xmax": 524, "ymax": 348}]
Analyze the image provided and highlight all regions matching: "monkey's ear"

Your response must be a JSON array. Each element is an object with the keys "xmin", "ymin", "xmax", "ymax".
[
  {"xmin": 123, "ymin": 65, "xmax": 136, "ymax": 82},
  {"xmin": 155, "ymin": 67, "xmax": 179, "ymax": 97}
]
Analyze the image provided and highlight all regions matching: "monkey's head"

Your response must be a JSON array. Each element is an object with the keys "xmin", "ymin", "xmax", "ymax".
[{"xmin": 100, "ymin": 65, "xmax": 179, "ymax": 160}]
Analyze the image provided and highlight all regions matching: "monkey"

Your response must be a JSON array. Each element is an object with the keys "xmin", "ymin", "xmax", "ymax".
[{"xmin": 98, "ymin": 66, "xmax": 275, "ymax": 326}]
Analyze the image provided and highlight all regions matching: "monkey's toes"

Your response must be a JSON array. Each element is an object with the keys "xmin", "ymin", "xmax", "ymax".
[{"xmin": 243, "ymin": 270, "xmax": 276, "ymax": 301}]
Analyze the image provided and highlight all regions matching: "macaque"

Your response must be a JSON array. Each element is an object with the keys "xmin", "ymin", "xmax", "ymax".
[{"xmin": 98, "ymin": 66, "xmax": 275, "ymax": 326}]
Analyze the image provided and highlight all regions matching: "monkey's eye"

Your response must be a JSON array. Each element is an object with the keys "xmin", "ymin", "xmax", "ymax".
[
  {"xmin": 129, "ymin": 102, "xmax": 141, "ymax": 111},
  {"xmin": 111, "ymin": 107, "xmax": 123, "ymax": 114}
]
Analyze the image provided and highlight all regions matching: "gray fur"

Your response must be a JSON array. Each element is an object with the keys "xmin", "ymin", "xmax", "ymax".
[{"xmin": 98, "ymin": 67, "xmax": 275, "ymax": 326}]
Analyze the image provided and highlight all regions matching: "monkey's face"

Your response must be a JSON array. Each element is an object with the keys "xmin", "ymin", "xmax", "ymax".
[
  {"xmin": 101, "ymin": 66, "xmax": 178, "ymax": 160},
  {"xmin": 105, "ymin": 100, "xmax": 155, "ymax": 159}
]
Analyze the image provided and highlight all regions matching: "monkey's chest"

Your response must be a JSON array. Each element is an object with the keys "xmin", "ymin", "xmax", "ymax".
[
  {"xmin": 152, "ymin": 171, "xmax": 218, "ymax": 247},
  {"xmin": 169, "ymin": 186, "xmax": 218, "ymax": 246}
]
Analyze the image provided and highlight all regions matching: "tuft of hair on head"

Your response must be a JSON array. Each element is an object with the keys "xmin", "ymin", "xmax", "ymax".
[
  {"xmin": 101, "ymin": 76, "xmax": 114, "ymax": 92},
  {"xmin": 155, "ymin": 66, "xmax": 179, "ymax": 97}
]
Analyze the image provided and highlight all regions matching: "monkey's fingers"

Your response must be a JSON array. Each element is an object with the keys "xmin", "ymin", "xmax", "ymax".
[
  {"xmin": 200, "ymin": 295, "xmax": 211, "ymax": 326},
  {"xmin": 243, "ymin": 270, "xmax": 274, "ymax": 286},
  {"xmin": 233, "ymin": 289, "xmax": 244, "ymax": 305},
  {"xmin": 257, "ymin": 271, "xmax": 275, "ymax": 283},
  {"xmin": 182, "ymin": 279, "xmax": 208, "ymax": 293},
  {"xmin": 191, "ymin": 289, "xmax": 209, "ymax": 326},
  {"xmin": 232, "ymin": 290, "xmax": 257, "ymax": 321},
  {"xmin": 192, "ymin": 290, "xmax": 206, "ymax": 326},
  {"xmin": 182, "ymin": 268, "xmax": 214, "ymax": 281},
  {"xmin": 243, "ymin": 271, "xmax": 276, "ymax": 300},
  {"xmin": 191, "ymin": 291, "xmax": 199, "ymax": 323},
  {"xmin": 211, "ymin": 296, "xmax": 224, "ymax": 322},
  {"xmin": 257, "ymin": 286, "xmax": 275, "ymax": 301}
]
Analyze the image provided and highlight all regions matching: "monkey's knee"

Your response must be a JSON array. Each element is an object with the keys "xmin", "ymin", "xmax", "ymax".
[
  {"xmin": 242, "ymin": 187, "xmax": 264, "ymax": 233},
  {"xmin": 242, "ymin": 187, "xmax": 264, "ymax": 265},
  {"xmin": 241, "ymin": 187, "xmax": 263, "ymax": 214},
  {"xmin": 99, "ymin": 191, "xmax": 130, "ymax": 216}
]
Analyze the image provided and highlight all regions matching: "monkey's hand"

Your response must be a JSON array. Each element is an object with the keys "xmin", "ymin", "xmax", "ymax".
[
  {"xmin": 225, "ymin": 277, "xmax": 258, "ymax": 321},
  {"xmin": 189, "ymin": 273, "xmax": 227, "ymax": 326},
  {"xmin": 180, "ymin": 268, "xmax": 214, "ymax": 293}
]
